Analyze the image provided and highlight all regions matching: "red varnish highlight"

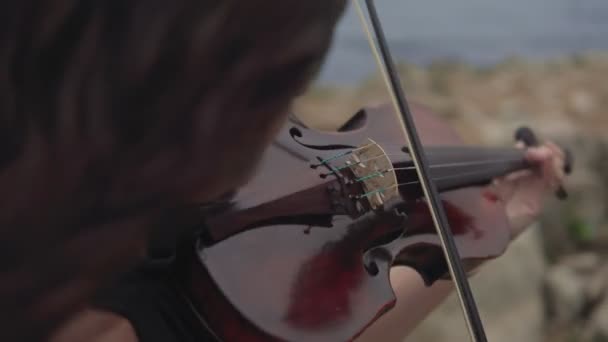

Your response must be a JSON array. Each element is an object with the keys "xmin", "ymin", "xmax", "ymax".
[
  {"xmin": 409, "ymin": 200, "xmax": 481, "ymax": 238},
  {"xmin": 285, "ymin": 221, "xmax": 396, "ymax": 329},
  {"xmin": 482, "ymin": 189, "xmax": 500, "ymax": 203},
  {"xmin": 284, "ymin": 245, "xmax": 364, "ymax": 328}
]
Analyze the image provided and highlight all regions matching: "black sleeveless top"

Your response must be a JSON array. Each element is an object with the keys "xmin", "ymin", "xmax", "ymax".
[
  {"xmin": 94, "ymin": 207, "xmax": 219, "ymax": 342},
  {"xmin": 94, "ymin": 258, "xmax": 217, "ymax": 342}
]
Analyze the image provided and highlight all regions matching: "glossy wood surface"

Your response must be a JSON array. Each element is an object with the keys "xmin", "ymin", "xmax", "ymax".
[{"xmin": 183, "ymin": 103, "xmax": 512, "ymax": 341}]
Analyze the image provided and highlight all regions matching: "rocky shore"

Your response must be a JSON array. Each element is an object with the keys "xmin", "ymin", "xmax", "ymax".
[{"xmin": 295, "ymin": 52, "xmax": 608, "ymax": 342}]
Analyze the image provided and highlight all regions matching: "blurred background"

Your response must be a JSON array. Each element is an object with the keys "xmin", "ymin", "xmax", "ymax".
[{"xmin": 294, "ymin": 1, "xmax": 608, "ymax": 341}]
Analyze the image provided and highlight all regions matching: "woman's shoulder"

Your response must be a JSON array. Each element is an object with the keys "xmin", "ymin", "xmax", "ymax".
[
  {"xmin": 49, "ymin": 309, "xmax": 138, "ymax": 342},
  {"xmin": 68, "ymin": 259, "xmax": 217, "ymax": 342}
]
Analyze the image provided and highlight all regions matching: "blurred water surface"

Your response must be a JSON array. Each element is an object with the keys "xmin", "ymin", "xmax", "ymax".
[{"xmin": 318, "ymin": 0, "xmax": 608, "ymax": 85}]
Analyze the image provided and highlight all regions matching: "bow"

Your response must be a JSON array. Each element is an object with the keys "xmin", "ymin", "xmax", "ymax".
[{"xmin": 352, "ymin": 1, "xmax": 488, "ymax": 340}]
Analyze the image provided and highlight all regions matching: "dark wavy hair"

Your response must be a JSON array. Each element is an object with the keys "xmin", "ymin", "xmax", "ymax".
[{"xmin": 0, "ymin": 1, "xmax": 346, "ymax": 340}]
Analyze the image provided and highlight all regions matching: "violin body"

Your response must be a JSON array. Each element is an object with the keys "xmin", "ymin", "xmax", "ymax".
[{"xmin": 180, "ymin": 103, "xmax": 515, "ymax": 341}]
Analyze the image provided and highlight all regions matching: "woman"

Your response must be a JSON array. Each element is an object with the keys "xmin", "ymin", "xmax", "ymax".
[
  {"xmin": 357, "ymin": 134, "xmax": 566, "ymax": 341},
  {"xmin": 0, "ymin": 0, "xmax": 565, "ymax": 341},
  {"xmin": 0, "ymin": 1, "xmax": 346, "ymax": 341},
  {"xmin": 49, "ymin": 103, "xmax": 566, "ymax": 342}
]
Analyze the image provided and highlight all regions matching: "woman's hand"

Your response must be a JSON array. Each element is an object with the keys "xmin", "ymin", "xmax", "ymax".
[{"xmin": 489, "ymin": 141, "xmax": 567, "ymax": 239}]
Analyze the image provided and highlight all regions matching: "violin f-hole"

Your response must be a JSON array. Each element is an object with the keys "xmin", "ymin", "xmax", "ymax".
[{"xmin": 289, "ymin": 126, "xmax": 355, "ymax": 151}]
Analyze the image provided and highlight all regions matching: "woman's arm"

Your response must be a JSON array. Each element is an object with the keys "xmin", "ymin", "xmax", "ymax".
[
  {"xmin": 51, "ymin": 144, "xmax": 566, "ymax": 342},
  {"xmin": 50, "ymin": 310, "xmax": 138, "ymax": 342},
  {"xmin": 356, "ymin": 142, "xmax": 566, "ymax": 341},
  {"xmin": 356, "ymin": 267, "xmax": 454, "ymax": 342}
]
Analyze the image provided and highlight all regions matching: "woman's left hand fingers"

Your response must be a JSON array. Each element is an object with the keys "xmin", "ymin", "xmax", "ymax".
[{"xmin": 524, "ymin": 143, "xmax": 566, "ymax": 192}]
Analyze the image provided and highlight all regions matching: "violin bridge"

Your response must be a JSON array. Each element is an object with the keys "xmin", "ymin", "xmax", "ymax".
[{"xmin": 349, "ymin": 139, "xmax": 398, "ymax": 209}]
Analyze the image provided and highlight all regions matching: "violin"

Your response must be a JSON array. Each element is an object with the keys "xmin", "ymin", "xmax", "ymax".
[
  {"xmin": 175, "ymin": 1, "xmax": 573, "ymax": 341},
  {"xmin": 176, "ymin": 102, "xmax": 570, "ymax": 341}
]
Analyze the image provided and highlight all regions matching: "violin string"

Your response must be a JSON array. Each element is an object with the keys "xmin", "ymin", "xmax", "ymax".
[
  {"xmin": 312, "ymin": 143, "xmax": 376, "ymax": 167},
  {"xmin": 352, "ymin": 141, "xmax": 525, "ymax": 150},
  {"xmin": 356, "ymin": 166, "xmax": 509, "ymax": 199},
  {"xmin": 323, "ymin": 155, "xmax": 523, "ymax": 179},
  {"xmin": 317, "ymin": 149, "xmax": 353, "ymax": 164},
  {"xmin": 354, "ymin": 170, "xmax": 388, "ymax": 183},
  {"xmin": 317, "ymin": 146, "xmax": 523, "ymax": 170},
  {"xmin": 396, "ymin": 167, "xmax": 510, "ymax": 187},
  {"xmin": 391, "ymin": 158, "xmax": 524, "ymax": 170},
  {"xmin": 333, "ymin": 153, "xmax": 388, "ymax": 171},
  {"xmin": 333, "ymin": 155, "xmax": 524, "ymax": 172}
]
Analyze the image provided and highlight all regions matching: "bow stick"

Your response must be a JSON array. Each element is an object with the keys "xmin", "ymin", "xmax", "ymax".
[{"xmin": 352, "ymin": 1, "xmax": 487, "ymax": 341}]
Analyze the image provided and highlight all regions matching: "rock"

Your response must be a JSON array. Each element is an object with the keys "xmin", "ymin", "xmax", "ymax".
[
  {"xmin": 557, "ymin": 253, "xmax": 608, "ymax": 306},
  {"xmin": 569, "ymin": 90, "xmax": 597, "ymax": 117},
  {"xmin": 498, "ymin": 98, "xmax": 525, "ymax": 120},
  {"xmin": 586, "ymin": 264, "xmax": 608, "ymax": 304},
  {"xmin": 544, "ymin": 263, "xmax": 587, "ymax": 323},
  {"xmin": 583, "ymin": 298, "xmax": 608, "ymax": 341},
  {"xmin": 295, "ymin": 51, "xmax": 608, "ymax": 341},
  {"xmin": 561, "ymin": 252, "xmax": 601, "ymax": 275},
  {"xmin": 539, "ymin": 133, "xmax": 608, "ymax": 258}
]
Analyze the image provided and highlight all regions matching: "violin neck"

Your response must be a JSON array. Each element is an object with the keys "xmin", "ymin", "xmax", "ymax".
[{"xmin": 397, "ymin": 146, "xmax": 529, "ymax": 193}]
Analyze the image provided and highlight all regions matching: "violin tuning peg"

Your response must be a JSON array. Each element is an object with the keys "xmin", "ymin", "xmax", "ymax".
[
  {"xmin": 515, "ymin": 126, "xmax": 574, "ymax": 201},
  {"xmin": 514, "ymin": 126, "xmax": 539, "ymax": 147},
  {"xmin": 516, "ymin": 126, "xmax": 574, "ymax": 176},
  {"xmin": 556, "ymin": 188, "xmax": 568, "ymax": 200},
  {"xmin": 563, "ymin": 147, "xmax": 574, "ymax": 175},
  {"xmin": 556, "ymin": 147, "xmax": 573, "ymax": 200}
]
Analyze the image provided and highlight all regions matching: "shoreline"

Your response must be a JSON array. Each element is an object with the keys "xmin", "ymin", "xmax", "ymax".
[
  {"xmin": 298, "ymin": 51, "xmax": 608, "ymax": 142},
  {"xmin": 296, "ymin": 50, "xmax": 608, "ymax": 342}
]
